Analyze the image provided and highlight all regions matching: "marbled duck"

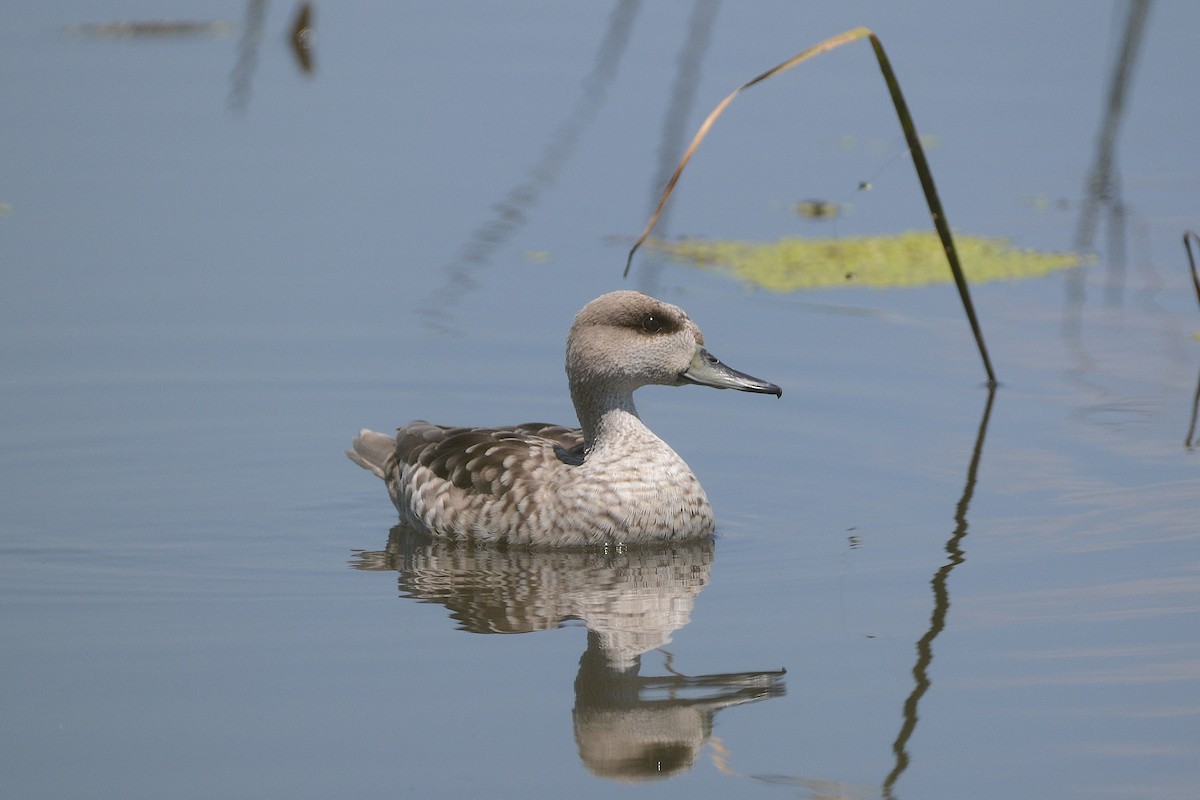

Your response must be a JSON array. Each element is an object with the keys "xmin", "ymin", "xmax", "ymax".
[{"xmin": 347, "ymin": 290, "xmax": 780, "ymax": 546}]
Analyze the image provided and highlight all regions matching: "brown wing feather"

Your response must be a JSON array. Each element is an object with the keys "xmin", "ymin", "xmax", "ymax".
[{"xmin": 394, "ymin": 420, "xmax": 584, "ymax": 498}]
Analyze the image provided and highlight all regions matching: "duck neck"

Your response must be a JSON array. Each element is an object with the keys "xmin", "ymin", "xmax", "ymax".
[{"xmin": 572, "ymin": 386, "xmax": 649, "ymax": 449}]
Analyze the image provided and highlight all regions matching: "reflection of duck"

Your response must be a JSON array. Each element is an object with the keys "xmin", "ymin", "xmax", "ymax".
[
  {"xmin": 355, "ymin": 527, "xmax": 716, "ymax": 668},
  {"xmin": 355, "ymin": 528, "xmax": 785, "ymax": 780},
  {"xmin": 574, "ymin": 630, "xmax": 785, "ymax": 781},
  {"xmin": 347, "ymin": 291, "xmax": 780, "ymax": 546}
]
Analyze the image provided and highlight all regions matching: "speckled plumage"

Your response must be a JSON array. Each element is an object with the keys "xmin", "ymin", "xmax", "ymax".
[{"xmin": 347, "ymin": 290, "xmax": 780, "ymax": 546}]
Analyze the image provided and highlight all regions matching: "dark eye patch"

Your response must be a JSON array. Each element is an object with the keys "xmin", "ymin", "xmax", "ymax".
[{"xmin": 636, "ymin": 305, "xmax": 683, "ymax": 335}]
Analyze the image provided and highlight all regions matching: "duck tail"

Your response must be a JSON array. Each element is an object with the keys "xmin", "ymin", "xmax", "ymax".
[{"xmin": 345, "ymin": 429, "xmax": 395, "ymax": 480}]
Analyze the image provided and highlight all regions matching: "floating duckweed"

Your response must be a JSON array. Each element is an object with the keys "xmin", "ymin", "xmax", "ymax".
[{"xmin": 649, "ymin": 231, "xmax": 1081, "ymax": 292}]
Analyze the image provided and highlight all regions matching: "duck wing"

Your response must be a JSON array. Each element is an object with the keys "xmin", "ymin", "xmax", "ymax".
[{"xmin": 395, "ymin": 420, "xmax": 585, "ymax": 497}]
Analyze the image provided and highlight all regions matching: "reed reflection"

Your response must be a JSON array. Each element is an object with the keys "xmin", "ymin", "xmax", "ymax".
[
  {"xmin": 1065, "ymin": 0, "xmax": 1152, "ymax": 373},
  {"xmin": 707, "ymin": 389, "xmax": 997, "ymax": 798},
  {"xmin": 1186, "ymin": 365, "xmax": 1200, "ymax": 451},
  {"xmin": 354, "ymin": 528, "xmax": 785, "ymax": 781},
  {"xmin": 1185, "ymin": 233, "xmax": 1200, "ymax": 451},
  {"xmin": 228, "ymin": 0, "xmax": 267, "ymax": 113},
  {"xmin": 634, "ymin": 0, "xmax": 720, "ymax": 298},
  {"xmin": 882, "ymin": 386, "xmax": 995, "ymax": 799},
  {"xmin": 422, "ymin": 0, "xmax": 640, "ymax": 333}
]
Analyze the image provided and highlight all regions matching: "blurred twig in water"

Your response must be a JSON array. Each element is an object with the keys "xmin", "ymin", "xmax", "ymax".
[
  {"xmin": 1184, "ymin": 230, "xmax": 1200, "ymax": 309},
  {"xmin": 289, "ymin": 2, "xmax": 315, "ymax": 75},
  {"xmin": 1186, "ymin": 230, "xmax": 1200, "ymax": 451},
  {"xmin": 64, "ymin": 20, "xmax": 233, "ymax": 38},
  {"xmin": 1185, "ymin": 366, "xmax": 1200, "ymax": 451}
]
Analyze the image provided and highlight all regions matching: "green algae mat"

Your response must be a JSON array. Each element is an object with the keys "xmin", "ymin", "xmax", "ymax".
[{"xmin": 648, "ymin": 231, "xmax": 1081, "ymax": 292}]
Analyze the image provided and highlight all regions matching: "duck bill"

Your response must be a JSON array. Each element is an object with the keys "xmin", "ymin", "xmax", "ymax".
[{"xmin": 680, "ymin": 346, "xmax": 782, "ymax": 397}]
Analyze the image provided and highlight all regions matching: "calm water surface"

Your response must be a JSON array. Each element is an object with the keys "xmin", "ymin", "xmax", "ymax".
[{"xmin": 2, "ymin": 2, "xmax": 1198, "ymax": 798}]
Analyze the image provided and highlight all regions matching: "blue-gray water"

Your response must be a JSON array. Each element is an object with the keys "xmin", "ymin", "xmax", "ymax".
[{"xmin": 2, "ymin": 2, "xmax": 1198, "ymax": 798}]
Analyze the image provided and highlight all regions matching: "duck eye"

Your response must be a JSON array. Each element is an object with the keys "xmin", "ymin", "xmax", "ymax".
[{"xmin": 640, "ymin": 313, "xmax": 663, "ymax": 334}]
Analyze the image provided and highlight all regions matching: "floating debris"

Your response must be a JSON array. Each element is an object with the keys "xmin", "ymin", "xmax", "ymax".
[
  {"xmin": 64, "ymin": 21, "xmax": 233, "ymax": 39},
  {"xmin": 523, "ymin": 250, "xmax": 552, "ymax": 264},
  {"xmin": 793, "ymin": 199, "xmax": 840, "ymax": 220},
  {"xmin": 649, "ymin": 231, "xmax": 1082, "ymax": 291}
]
